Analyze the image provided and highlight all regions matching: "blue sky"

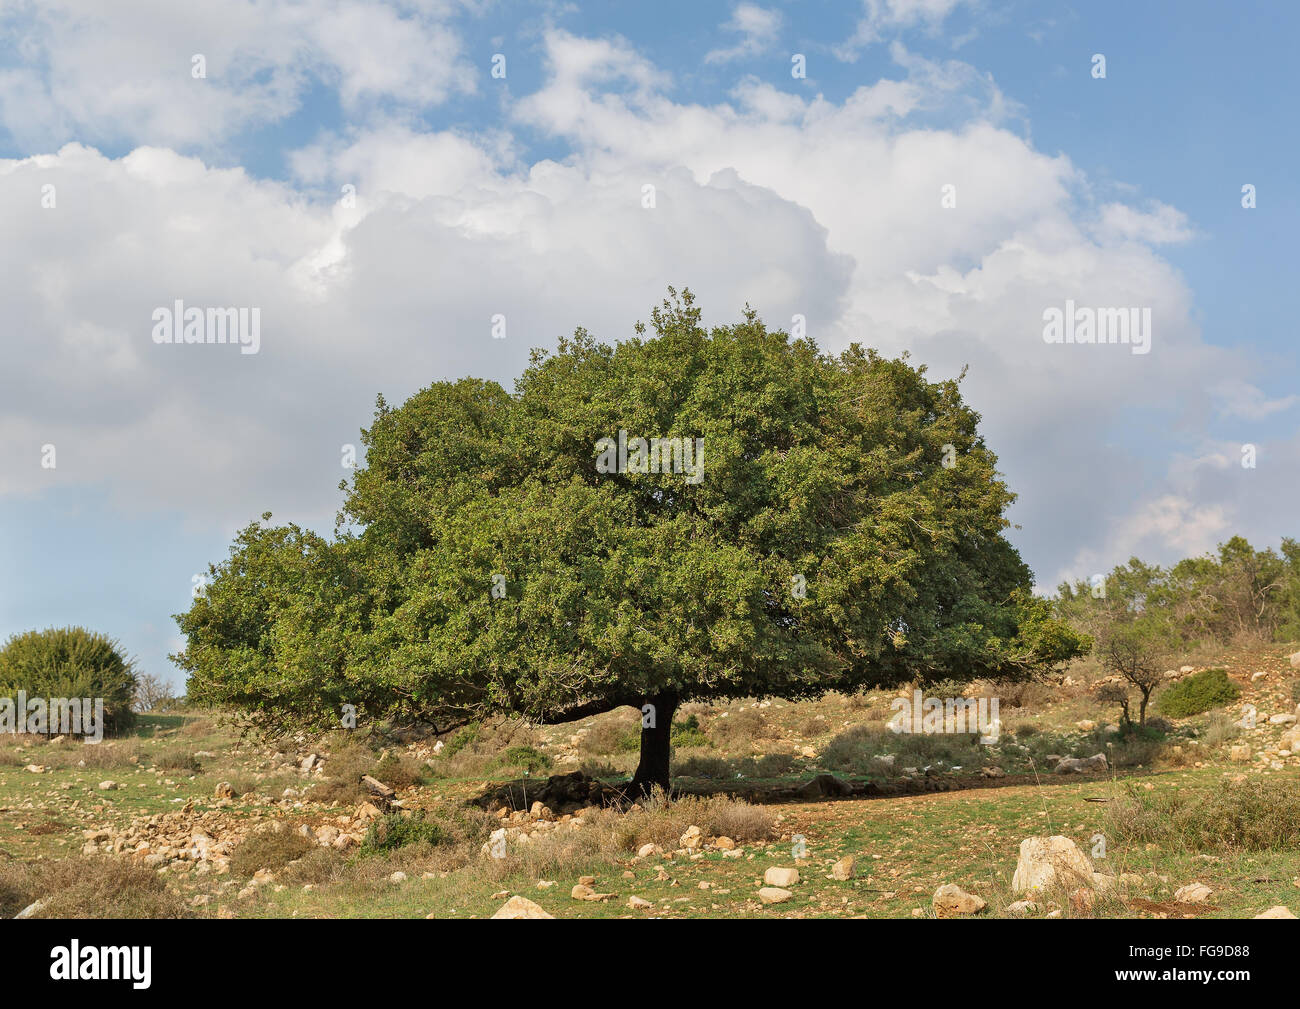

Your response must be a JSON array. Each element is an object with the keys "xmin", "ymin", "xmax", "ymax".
[{"xmin": 1, "ymin": 0, "xmax": 1296, "ymax": 688}]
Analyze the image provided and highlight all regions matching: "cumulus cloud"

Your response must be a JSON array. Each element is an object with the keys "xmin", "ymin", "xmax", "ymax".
[
  {"xmin": 0, "ymin": 0, "xmax": 474, "ymax": 152},
  {"xmin": 0, "ymin": 21, "xmax": 1289, "ymax": 593}
]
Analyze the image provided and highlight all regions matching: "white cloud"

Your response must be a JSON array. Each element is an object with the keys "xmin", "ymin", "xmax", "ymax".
[
  {"xmin": 0, "ymin": 24, "xmax": 1290, "ymax": 589},
  {"xmin": 705, "ymin": 3, "xmax": 783, "ymax": 65},
  {"xmin": 0, "ymin": 0, "xmax": 474, "ymax": 151},
  {"xmin": 835, "ymin": 0, "xmax": 978, "ymax": 61}
]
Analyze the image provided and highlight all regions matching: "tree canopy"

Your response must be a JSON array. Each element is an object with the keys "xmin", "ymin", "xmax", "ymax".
[{"xmin": 175, "ymin": 289, "xmax": 1086, "ymax": 793}]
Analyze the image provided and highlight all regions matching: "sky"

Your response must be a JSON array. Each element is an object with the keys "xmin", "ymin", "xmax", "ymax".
[{"xmin": 0, "ymin": 0, "xmax": 1296, "ymax": 689}]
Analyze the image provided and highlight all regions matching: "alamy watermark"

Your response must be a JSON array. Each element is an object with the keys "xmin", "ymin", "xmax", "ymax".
[
  {"xmin": 1, "ymin": 691, "xmax": 105, "ymax": 742},
  {"xmin": 888, "ymin": 689, "xmax": 1001, "ymax": 744},
  {"xmin": 151, "ymin": 301, "xmax": 261, "ymax": 355},
  {"xmin": 595, "ymin": 429, "xmax": 705, "ymax": 484},
  {"xmin": 1042, "ymin": 299, "xmax": 1151, "ymax": 355}
]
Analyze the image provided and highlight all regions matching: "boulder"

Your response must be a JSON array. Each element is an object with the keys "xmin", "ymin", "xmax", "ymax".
[
  {"xmin": 932, "ymin": 884, "xmax": 986, "ymax": 917},
  {"xmin": 763, "ymin": 866, "xmax": 800, "ymax": 888},
  {"xmin": 1011, "ymin": 835, "xmax": 1094, "ymax": 894},
  {"xmin": 490, "ymin": 895, "xmax": 553, "ymax": 919},
  {"xmin": 758, "ymin": 887, "xmax": 792, "ymax": 905},
  {"xmin": 1054, "ymin": 753, "xmax": 1107, "ymax": 774},
  {"xmin": 1255, "ymin": 906, "xmax": 1297, "ymax": 919}
]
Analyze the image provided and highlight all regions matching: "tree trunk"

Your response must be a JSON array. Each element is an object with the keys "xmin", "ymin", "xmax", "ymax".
[{"xmin": 626, "ymin": 691, "xmax": 679, "ymax": 799}]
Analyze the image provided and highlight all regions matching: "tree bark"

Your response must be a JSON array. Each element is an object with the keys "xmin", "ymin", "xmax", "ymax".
[{"xmin": 625, "ymin": 691, "xmax": 679, "ymax": 799}]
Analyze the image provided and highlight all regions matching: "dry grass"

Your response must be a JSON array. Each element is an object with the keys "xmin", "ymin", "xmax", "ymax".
[
  {"xmin": 230, "ymin": 823, "xmax": 316, "ymax": 877},
  {"xmin": 0, "ymin": 857, "xmax": 189, "ymax": 919}
]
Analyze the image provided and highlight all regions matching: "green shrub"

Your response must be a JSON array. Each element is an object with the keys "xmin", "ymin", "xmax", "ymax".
[
  {"xmin": 360, "ymin": 810, "xmax": 448, "ymax": 856},
  {"xmin": 671, "ymin": 714, "xmax": 711, "ymax": 749},
  {"xmin": 1157, "ymin": 668, "xmax": 1239, "ymax": 718},
  {"xmin": 0, "ymin": 627, "xmax": 137, "ymax": 734},
  {"xmin": 442, "ymin": 724, "xmax": 479, "ymax": 758},
  {"xmin": 499, "ymin": 745, "xmax": 552, "ymax": 774}
]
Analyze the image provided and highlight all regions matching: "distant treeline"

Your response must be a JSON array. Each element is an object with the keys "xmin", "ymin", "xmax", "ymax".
[{"xmin": 1057, "ymin": 536, "xmax": 1300, "ymax": 648}]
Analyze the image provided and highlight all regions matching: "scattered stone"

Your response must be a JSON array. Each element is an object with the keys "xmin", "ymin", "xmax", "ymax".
[
  {"xmin": 628, "ymin": 895, "xmax": 653, "ymax": 909},
  {"xmin": 932, "ymin": 883, "xmax": 986, "ymax": 917},
  {"xmin": 763, "ymin": 866, "xmax": 799, "ymax": 888},
  {"xmin": 490, "ymin": 895, "xmax": 553, "ymax": 919},
  {"xmin": 831, "ymin": 856, "xmax": 855, "ymax": 881},
  {"xmin": 1173, "ymin": 882, "xmax": 1212, "ymax": 904},
  {"xmin": 213, "ymin": 781, "xmax": 235, "ymax": 800},
  {"xmin": 570, "ymin": 884, "xmax": 614, "ymax": 902},
  {"xmin": 758, "ymin": 887, "xmax": 793, "ymax": 905}
]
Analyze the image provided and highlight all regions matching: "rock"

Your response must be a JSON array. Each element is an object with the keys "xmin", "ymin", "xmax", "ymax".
[
  {"xmin": 680, "ymin": 825, "xmax": 702, "ymax": 850},
  {"xmin": 636, "ymin": 843, "xmax": 659, "ymax": 858},
  {"xmin": 794, "ymin": 773, "xmax": 854, "ymax": 799},
  {"xmin": 831, "ymin": 856, "xmax": 855, "ymax": 881},
  {"xmin": 1006, "ymin": 899, "xmax": 1039, "ymax": 915},
  {"xmin": 14, "ymin": 899, "xmax": 46, "ymax": 919},
  {"xmin": 314, "ymin": 825, "xmax": 339, "ymax": 846},
  {"xmin": 1254, "ymin": 906, "xmax": 1297, "ymax": 919},
  {"xmin": 932, "ymin": 883, "xmax": 986, "ymax": 917},
  {"xmin": 578, "ymin": 875, "xmax": 595, "ymax": 886},
  {"xmin": 570, "ymin": 884, "xmax": 614, "ymax": 902},
  {"xmin": 1230, "ymin": 744, "xmax": 1252, "ymax": 762},
  {"xmin": 1252, "ymin": 671, "xmax": 1269, "ymax": 682},
  {"xmin": 389, "ymin": 871, "xmax": 407, "ymax": 883},
  {"xmin": 299, "ymin": 753, "xmax": 318, "ymax": 773},
  {"xmin": 1054, "ymin": 753, "xmax": 1107, "ymax": 774},
  {"xmin": 213, "ymin": 781, "xmax": 236, "ymax": 800},
  {"xmin": 1012, "ymin": 836, "xmax": 1095, "ymax": 894},
  {"xmin": 1075, "ymin": 720, "xmax": 1096, "ymax": 731},
  {"xmin": 981, "ymin": 766, "xmax": 1005, "ymax": 778},
  {"xmin": 490, "ymin": 895, "xmax": 553, "ymax": 919},
  {"xmin": 1181, "ymin": 665, "xmax": 1195, "ymax": 673},
  {"xmin": 714, "ymin": 836, "xmax": 736, "ymax": 850},
  {"xmin": 97, "ymin": 780, "xmax": 118, "ymax": 790},
  {"xmin": 758, "ymin": 887, "xmax": 793, "ymax": 905},
  {"xmin": 628, "ymin": 895, "xmax": 653, "ymax": 909},
  {"xmin": 763, "ymin": 866, "xmax": 800, "ymax": 888},
  {"xmin": 1270, "ymin": 713, "xmax": 1296, "ymax": 725},
  {"xmin": 1069, "ymin": 887, "xmax": 1095, "ymax": 915},
  {"xmin": 22, "ymin": 764, "xmax": 44, "ymax": 773},
  {"xmin": 1291, "ymin": 651, "xmax": 1300, "ymax": 669},
  {"xmin": 1174, "ymin": 882, "xmax": 1212, "ymax": 904}
]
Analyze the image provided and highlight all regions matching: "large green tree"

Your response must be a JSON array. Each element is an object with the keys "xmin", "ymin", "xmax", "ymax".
[{"xmin": 176, "ymin": 290, "xmax": 1085, "ymax": 794}]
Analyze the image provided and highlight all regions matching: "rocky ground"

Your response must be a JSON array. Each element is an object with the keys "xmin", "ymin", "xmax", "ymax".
[{"xmin": 4, "ymin": 646, "xmax": 1300, "ymax": 919}]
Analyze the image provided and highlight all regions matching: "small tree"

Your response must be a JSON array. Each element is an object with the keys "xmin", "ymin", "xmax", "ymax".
[
  {"xmin": 133, "ymin": 673, "xmax": 177, "ymax": 713},
  {"xmin": 1094, "ymin": 682, "xmax": 1133, "ymax": 729},
  {"xmin": 1099, "ymin": 620, "xmax": 1169, "ymax": 727}
]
